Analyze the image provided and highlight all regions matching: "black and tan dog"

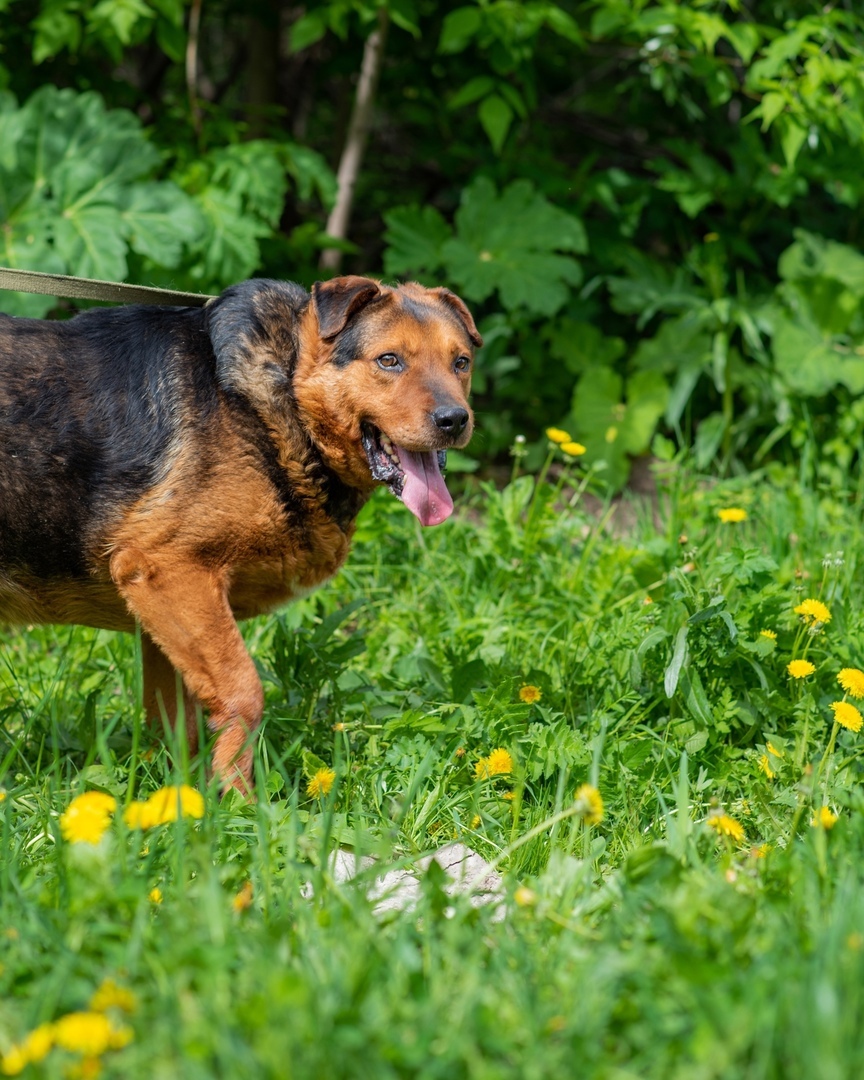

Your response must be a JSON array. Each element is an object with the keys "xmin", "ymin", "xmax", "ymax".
[{"xmin": 0, "ymin": 276, "xmax": 480, "ymax": 793}]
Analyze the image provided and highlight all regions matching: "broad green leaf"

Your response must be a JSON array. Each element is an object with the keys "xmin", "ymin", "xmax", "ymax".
[
  {"xmin": 568, "ymin": 367, "xmax": 668, "ymax": 489},
  {"xmin": 120, "ymin": 182, "xmax": 205, "ymax": 266},
  {"xmin": 693, "ymin": 412, "xmax": 725, "ymax": 469},
  {"xmin": 290, "ymin": 11, "xmax": 328, "ymax": 52},
  {"xmin": 32, "ymin": 4, "xmax": 82, "ymax": 62},
  {"xmin": 632, "ymin": 315, "xmax": 712, "ymax": 375},
  {"xmin": 779, "ymin": 230, "xmax": 864, "ymax": 295},
  {"xmin": 664, "ymin": 626, "xmax": 689, "ymax": 698},
  {"xmin": 777, "ymin": 114, "xmax": 807, "ymax": 167},
  {"xmin": 382, "ymin": 206, "xmax": 451, "ymax": 278},
  {"xmin": 547, "ymin": 319, "xmax": 625, "ymax": 375},
  {"xmin": 53, "ymin": 204, "xmax": 129, "ymax": 281},
  {"xmin": 756, "ymin": 90, "xmax": 787, "ymax": 131},
  {"xmin": 89, "ymin": 0, "xmax": 154, "ymax": 46},
  {"xmin": 282, "ymin": 144, "xmax": 337, "ymax": 208},
  {"xmin": 723, "ymin": 21, "xmax": 762, "ymax": 64},
  {"xmin": 438, "ymin": 177, "xmax": 586, "ymax": 316},
  {"xmin": 448, "ymin": 76, "xmax": 496, "ymax": 111},
  {"xmin": 478, "ymin": 94, "xmax": 513, "ymax": 154},
  {"xmin": 193, "ymin": 186, "xmax": 268, "ymax": 286},
  {"xmin": 209, "ymin": 142, "xmax": 288, "ymax": 229},
  {"xmin": 771, "ymin": 316, "xmax": 864, "ymax": 396},
  {"xmin": 438, "ymin": 6, "xmax": 482, "ymax": 54},
  {"xmin": 0, "ymin": 86, "xmax": 227, "ymax": 313}
]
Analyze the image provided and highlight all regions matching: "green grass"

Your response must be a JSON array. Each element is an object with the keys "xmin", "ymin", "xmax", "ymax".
[{"xmin": 3, "ymin": 456, "xmax": 864, "ymax": 1078}]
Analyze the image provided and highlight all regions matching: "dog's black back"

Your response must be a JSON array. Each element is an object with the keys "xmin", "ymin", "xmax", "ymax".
[{"xmin": 0, "ymin": 305, "xmax": 216, "ymax": 578}]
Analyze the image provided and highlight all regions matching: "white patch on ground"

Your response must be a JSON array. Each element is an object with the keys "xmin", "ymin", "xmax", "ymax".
[{"xmin": 304, "ymin": 843, "xmax": 505, "ymax": 918}]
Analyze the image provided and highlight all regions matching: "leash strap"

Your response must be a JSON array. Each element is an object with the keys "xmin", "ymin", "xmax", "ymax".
[{"xmin": 0, "ymin": 266, "xmax": 216, "ymax": 307}]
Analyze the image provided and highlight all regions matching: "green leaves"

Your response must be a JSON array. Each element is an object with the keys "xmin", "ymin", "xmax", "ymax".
[
  {"xmin": 383, "ymin": 177, "xmax": 587, "ymax": 316},
  {"xmin": 568, "ymin": 368, "xmax": 668, "ymax": 490},
  {"xmin": 0, "ymin": 87, "xmax": 337, "ymax": 311},
  {"xmin": 0, "ymin": 86, "xmax": 203, "ymax": 315},
  {"xmin": 767, "ymin": 230, "xmax": 864, "ymax": 396},
  {"xmin": 31, "ymin": 0, "xmax": 184, "ymax": 63}
]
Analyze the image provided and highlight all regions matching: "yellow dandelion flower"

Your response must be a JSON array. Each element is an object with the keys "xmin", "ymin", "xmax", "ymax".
[
  {"xmin": 752, "ymin": 843, "xmax": 772, "ymax": 859},
  {"xmin": 89, "ymin": 980, "xmax": 136, "ymax": 1015},
  {"xmin": 758, "ymin": 755, "xmax": 775, "ymax": 780},
  {"xmin": 124, "ymin": 785, "xmax": 204, "ymax": 829},
  {"xmin": 123, "ymin": 802, "xmax": 153, "ymax": 829},
  {"xmin": 560, "ymin": 441, "xmax": 586, "ymax": 457},
  {"xmin": 502, "ymin": 791, "xmax": 515, "ymax": 801},
  {"xmin": 1, "ymin": 1044, "xmax": 29, "ymax": 1076},
  {"xmin": 148, "ymin": 887, "xmax": 163, "ymax": 904},
  {"xmin": 518, "ymin": 684, "xmax": 542, "ymax": 704},
  {"xmin": 0, "ymin": 790, "xmax": 6, "ymax": 802},
  {"xmin": 67, "ymin": 1058, "xmax": 102, "ymax": 1080},
  {"xmin": 233, "ymin": 881, "xmax": 254, "ymax": 913},
  {"xmin": 470, "ymin": 814, "xmax": 481, "ymax": 829},
  {"xmin": 759, "ymin": 629, "xmax": 777, "ymax": 641},
  {"xmin": 787, "ymin": 659, "xmax": 816, "ymax": 679},
  {"xmin": 767, "ymin": 741, "xmax": 783, "ymax": 758},
  {"xmin": 545, "ymin": 427, "xmax": 572, "ymax": 444},
  {"xmin": 306, "ymin": 767, "xmax": 336, "ymax": 798},
  {"xmin": 59, "ymin": 792, "xmax": 117, "ymax": 845},
  {"xmin": 147, "ymin": 785, "xmax": 205, "ymax": 825},
  {"xmin": 475, "ymin": 748, "xmax": 513, "ymax": 779},
  {"xmin": 830, "ymin": 700, "xmax": 863, "ymax": 732},
  {"xmin": 52, "ymin": 1012, "xmax": 132, "ymax": 1057},
  {"xmin": 643, "ymin": 595, "xmax": 653, "ymax": 606},
  {"xmin": 707, "ymin": 814, "xmax": 745, "ymax": 842},
  {"xmin": 513, "ymin": 886, "xmax": 537, "ymax": 907},
  {"xmin": 812, "ymin": 806, "xmax": 838, "ymax": 830},
  {"xmin": 794, "ymin": 598, "xmax": 831, "ymax": 625},
  {"xmin": 1, "ymin": 1023, "xmax": 55, "ymax": 1075},
  {"xmin": 838, "ymin": 668, "xmax": 864, "ymax": 699},
  {"xmin": 717, "ymin": 508, "xmax": 748, "ymax": 523},
  {"xmin": 573, "ymin": 784, "xmax": 604, "ymax": 825}
]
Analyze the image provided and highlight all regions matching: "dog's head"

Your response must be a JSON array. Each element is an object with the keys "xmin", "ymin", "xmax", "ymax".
[{"xmin": 292, "ymin": 276, "xmax": 481, "ymax": 527}]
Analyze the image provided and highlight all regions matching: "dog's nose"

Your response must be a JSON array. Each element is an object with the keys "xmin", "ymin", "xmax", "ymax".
[{"xmin": 431, "ymin": 406, "xmax": 469, "ymax": 436}]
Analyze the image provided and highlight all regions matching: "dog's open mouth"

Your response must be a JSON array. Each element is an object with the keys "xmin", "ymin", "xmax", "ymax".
[{"xmin": 361, "ymin": 423, "xmax": 453, "ymax": 527}]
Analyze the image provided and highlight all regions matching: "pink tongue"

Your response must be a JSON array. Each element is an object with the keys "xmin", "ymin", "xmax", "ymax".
[{"xmin": 395, "ymin": 446, "xmax": 454, "ymax": 526}]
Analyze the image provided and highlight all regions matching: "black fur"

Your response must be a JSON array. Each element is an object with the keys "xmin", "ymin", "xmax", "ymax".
[{"xmin": 0, "ymin": 304, "xmax": 217, "ymax": 577}]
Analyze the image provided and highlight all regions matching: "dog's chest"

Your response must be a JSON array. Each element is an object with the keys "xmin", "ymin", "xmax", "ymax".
[{"xmin": 227, "ymin": 518, "xmax": 354, "ymax": 619}]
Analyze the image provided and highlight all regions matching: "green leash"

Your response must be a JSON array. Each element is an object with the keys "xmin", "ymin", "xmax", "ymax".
[{"xmin": 0, "ymin": 266, "xmax": 215, "ymax": 307}]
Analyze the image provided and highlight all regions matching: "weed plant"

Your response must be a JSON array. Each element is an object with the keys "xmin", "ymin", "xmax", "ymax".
[{"xmin": 2, "ymin": 444, "xmax": 864, "ymax": 1078}]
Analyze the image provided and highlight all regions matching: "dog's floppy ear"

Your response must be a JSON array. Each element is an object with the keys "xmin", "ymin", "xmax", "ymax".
[
  {"xmin": 313, "ymin": 276, "xmax": 382, "ymax": 340},
  {"xmin": 430, "ymin": 288, "xmax": 483, "ymax": 348}
]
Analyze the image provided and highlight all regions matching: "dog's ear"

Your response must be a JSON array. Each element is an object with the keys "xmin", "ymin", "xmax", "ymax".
[
  {"xmin": 313, "ymin": 276, "xmax": 382, "ymax": 340},
  {"xmin": 429, "ymin": 288, "xmax": 483, "ymax": 348}
]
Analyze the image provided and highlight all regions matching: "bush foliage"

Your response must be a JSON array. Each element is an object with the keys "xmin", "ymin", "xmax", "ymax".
[{"xmin": 2, "ymin": 0, "xmax": 864, "ymax": 484}]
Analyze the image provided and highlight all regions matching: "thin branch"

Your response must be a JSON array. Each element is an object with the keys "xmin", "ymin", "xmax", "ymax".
[
  {"xmin": 319, "ymin": 6, "xmax": 390, "ymax": 272},
  {"xmin": 186, "ymin": 0, "xmax": 204, "ymax": 138}
]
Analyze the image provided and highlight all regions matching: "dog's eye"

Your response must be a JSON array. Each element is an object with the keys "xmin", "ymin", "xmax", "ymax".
[
  {"xmin": 376, "ymin": 353, "xmax": 402, "ymax": 370},
  {"xmin": 454, "ymin": 355, "xmax": 471, "ymax": 373}
]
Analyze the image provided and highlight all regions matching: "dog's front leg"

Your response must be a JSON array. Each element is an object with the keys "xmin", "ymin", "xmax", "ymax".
[
  {"xmin": 142, "ymin": 632, "xmax": 203, "ymax": 756},
  {"xmin": 111, "ymin": 549, "xmax": 263, "ymax": 796}
]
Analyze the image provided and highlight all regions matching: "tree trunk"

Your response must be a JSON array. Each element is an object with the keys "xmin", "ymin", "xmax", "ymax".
[{"xmin": 319, "ymin": 6, "xmax": 390, "ymax": 272}]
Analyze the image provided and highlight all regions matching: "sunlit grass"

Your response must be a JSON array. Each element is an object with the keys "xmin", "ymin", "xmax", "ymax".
[{"xmin": 3, "ymin": 459, "xmax": 864, "ymax": 1077}]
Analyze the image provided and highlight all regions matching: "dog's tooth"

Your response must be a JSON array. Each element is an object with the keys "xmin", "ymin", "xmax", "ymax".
[{"xmin": 381, "ymin": 435, "xmax": 393, "ymax": 454}]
